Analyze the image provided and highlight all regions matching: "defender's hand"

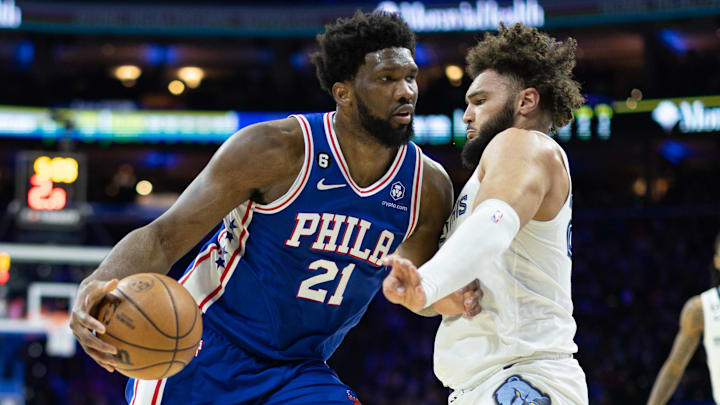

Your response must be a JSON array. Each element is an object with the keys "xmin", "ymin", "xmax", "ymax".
[
  {"xmin": 382, "ymin": 255, "xmax": 427, "ymax": 313},
  {"xmin": 432, "ymin": 278, "xmax": 483, "ymax": 317},
  {"xmin": 69, "ymin": 279, "xmax": 120, "ymax": 372},
  {"xmin": 460, "ymin": 279, "xmax": 483, "ymax": 318}
]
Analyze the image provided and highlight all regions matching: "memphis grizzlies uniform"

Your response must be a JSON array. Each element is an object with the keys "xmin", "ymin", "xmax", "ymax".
[
  {"xmin": 435, "ymin": 131, "xmax": 588, "ymax": 405},
  {"xmin": 127, "ymin": 112, "xmax": 423, "ymax": 405},
  {"xmin": 701, "ymin": 287, "xmax": 720, "ymax": 404}
]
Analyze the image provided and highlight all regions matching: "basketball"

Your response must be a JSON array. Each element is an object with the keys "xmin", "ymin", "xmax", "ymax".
[{"xmin": 93, "ymin": 273, "xmax": 203, "ymax": 380}]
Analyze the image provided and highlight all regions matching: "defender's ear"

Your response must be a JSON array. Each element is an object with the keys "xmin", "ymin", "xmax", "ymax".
[{"xmin": 517, "ymin": 87, "xmax": 541, "ymax": 116}]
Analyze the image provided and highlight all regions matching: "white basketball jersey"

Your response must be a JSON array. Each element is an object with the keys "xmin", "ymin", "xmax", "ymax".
[
  {"xmin": 433, "ymin": 131, "xmax": 579, "ymax": 390},
  {"xmin": 700, "ymin": 287, "xmax": 720, "ymax": 404}
]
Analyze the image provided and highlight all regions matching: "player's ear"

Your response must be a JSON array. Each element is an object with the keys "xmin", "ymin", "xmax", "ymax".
[
  {"xmin": 332, "ymin": 82, "xmax": 353, "ymax": 107},
  {"xmin": 518, "ymin": 87, "xmax": 540, "ymax": 115}
]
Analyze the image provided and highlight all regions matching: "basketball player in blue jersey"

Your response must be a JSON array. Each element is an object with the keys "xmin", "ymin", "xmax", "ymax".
[
  {"xmin": 69, "ymin": 11, "xmax": 481, "ymax": 405},
  {"xmin": 648, "ymin": 232, "xmax": 720, "ymax": 405},
  {"xmin": 383, "ymin": 23, "xmax": 589, "ymax": 404}
]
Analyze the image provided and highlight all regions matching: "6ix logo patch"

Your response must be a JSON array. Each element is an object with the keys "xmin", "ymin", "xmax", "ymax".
[
  {"xmin": 317, "ymin": 153, "xmax": 331, "ymax": 169},
  {"xmin": 390, "ymin": 181, "xmax": 405, "ymax": 201}
]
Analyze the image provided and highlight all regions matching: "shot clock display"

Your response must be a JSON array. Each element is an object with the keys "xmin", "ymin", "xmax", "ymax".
[{"xmin": 14, "ymin": 151, "xmax": 86, "ymax": 229}]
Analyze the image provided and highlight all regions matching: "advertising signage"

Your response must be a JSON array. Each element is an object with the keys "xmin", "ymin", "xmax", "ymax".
[
  {"xmin": 652, "ymin": 100, "xmax": 720, "ymax": 134},
  {"xmin": 0, "ymin": 105, "xmax": 612, "ymax": 146},
  {"xmin": 0, "ymin": 0, "xmax": 21, "ymax": 29},
  {"xmin": 13, "ymin": 1, "xmax": 720, "ymax": 37},
  {"xmin": 613, "ymin": 95, "xmax": 720, "ymax": 136},
  {"xmin": 374, "ymin": 0, "xmax": 545, "ymax": 32}
]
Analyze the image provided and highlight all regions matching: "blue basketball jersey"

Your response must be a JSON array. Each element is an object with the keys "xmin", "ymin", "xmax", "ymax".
[{"xmin": 179, "ymin": 112, "xmax": 424, "ymax": 362}]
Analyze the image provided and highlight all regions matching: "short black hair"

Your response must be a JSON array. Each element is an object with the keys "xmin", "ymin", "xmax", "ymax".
[
  {"xmin": 466, "ymin": 22, "xmax": 584, "ymax": 132},
  {"xmin": 312, "ymin": 10, "xmax": 415, "ymax": 95}
]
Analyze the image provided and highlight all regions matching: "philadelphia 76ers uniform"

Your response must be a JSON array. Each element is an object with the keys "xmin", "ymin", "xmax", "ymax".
[{"xmin": 126, "ymin": 112, "xmax": 424, "ymax": 405}]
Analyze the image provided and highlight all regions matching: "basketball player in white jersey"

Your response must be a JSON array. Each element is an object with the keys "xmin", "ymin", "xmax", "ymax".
[
  {"xmin": 648, "ymin": 233, "xmax": 720, "ymax": 404},
  {"xmin": 382, "ymin": 23, "xmax": 588, "ymax": 404}
]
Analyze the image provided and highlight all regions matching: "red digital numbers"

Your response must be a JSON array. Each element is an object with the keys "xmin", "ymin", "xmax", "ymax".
[{"xmin": 27, "ymin": 174, "xmax": 67, "ymax": 211}]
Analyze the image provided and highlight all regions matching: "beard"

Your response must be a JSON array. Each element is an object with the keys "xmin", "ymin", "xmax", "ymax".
[
  {"xmin": 461, "ymin": 97, "xmax": 516, "ymax": 169},
  {"xmin": 356, "ymin": 94, "xmax": 414, "ymax": 148}
]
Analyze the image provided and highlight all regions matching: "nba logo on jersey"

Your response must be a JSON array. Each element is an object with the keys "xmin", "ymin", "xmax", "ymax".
[{"xmin": 491, "ymin": 210, "xmax": 504, "ymax": 223}]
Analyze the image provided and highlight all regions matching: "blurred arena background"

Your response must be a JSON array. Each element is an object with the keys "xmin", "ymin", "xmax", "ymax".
[{"xmin": 0, "ymin": 0, "xmax": 720, "ymax": 404}]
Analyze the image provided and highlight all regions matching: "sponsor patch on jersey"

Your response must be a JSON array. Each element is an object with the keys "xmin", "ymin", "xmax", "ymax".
[
  {"xmin": 381, "ymin": 200, "xmax": 407, "ymax": 211},
  {"xmin": 390, "ymin": 181, "xmax": 405, "ymax": 201},
  {"xmin": 493, "ymin": 375, "xmax": 551, "ymax": 405}
]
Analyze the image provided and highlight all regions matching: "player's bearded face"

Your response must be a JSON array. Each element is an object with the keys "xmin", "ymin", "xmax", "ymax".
[
  {"xmin": 461, "ymin": 96, "xmax": 516, "ymax": 169},
  {"xmin": 356, "ymin": 93, "xmax": 414, "ymax": 148}
]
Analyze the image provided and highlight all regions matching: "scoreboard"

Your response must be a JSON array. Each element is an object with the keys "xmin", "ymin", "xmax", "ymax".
[{"xmin": 14, "ymin": 151, "xmax": 86, "ymax": 229}]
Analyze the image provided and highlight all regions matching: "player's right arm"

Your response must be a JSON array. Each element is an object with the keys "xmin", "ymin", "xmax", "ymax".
[
  {"xmin": 647, "ymin": 296, "xmax": 704, "ymax": 405},
  {"xmin": 70, "ymin": 117, "xmax": 304, "ymax": 372}
]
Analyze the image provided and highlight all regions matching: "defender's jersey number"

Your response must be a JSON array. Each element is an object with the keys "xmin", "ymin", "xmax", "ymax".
[{"xmin": 297, "ymin": 259, "xmax": 355, "ymax": 306}]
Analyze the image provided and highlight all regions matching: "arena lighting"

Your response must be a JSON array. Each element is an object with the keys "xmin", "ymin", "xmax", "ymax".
[
  {"xmin": 445, "ymin": 65, "xmax": 463, "ymax": 83},
  {"xmin": 136, "ymin": 180, "xmax": 153, "ymax": 196},
  {"xmin": 632, "ymin": 178, "xmax": 647, "ymax": 197},
  {"xmin": 113, "ymin": 65, "xmax": 142, "ymax": 87},
  {"xmin": 0, "ymin": 0, "xmax": 21, "ymax": 29},
  {"xmin": 178, "ymin": 67, "xmax": 205, "ymax": 89},
  {"xmin": 168, "ymin": 80, "xmax": 185, "ymax": 95},
  {"xmin": 631, "ymin": 88, "xmax": 643, "ymax": 101},
  {"xmin": 658, "ymin": 29, "xmax": 687, "ymax": 53},
  {"xmin": 375, "ymin": 0, "xmax": 545, "ymax": 32}
]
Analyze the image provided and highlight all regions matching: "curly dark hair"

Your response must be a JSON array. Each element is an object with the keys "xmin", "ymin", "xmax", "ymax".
[
  {"xmin": 312, "ymin": 10, "xmax": 415, "ymax": 95},
  {"xmin": 466, "ymin": 22, "xmax": 584, "ymax": 131}
]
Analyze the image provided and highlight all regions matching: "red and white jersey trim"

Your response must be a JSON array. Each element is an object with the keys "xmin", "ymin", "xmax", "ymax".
[
  {"xmin": 180, "ymin": 201, "xmax": 254, "ymax": 313},
  {"xmin": 324, "ymin": 112, "xmax": 407, "ymax": 197},
  {"xmin": 403, "ymin": 143, "xmax": 424, "ymax": 242},
  {"xmin": 128, "ymin": 378, "xmax": 167, "ymax": 405},
  {"xmin": 254, "ymin": 114, "xmax": 314, "ymax": 214}
]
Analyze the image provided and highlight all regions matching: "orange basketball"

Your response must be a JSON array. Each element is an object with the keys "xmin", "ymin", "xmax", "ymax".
[{"xmin": 94, "ymin": 273, "xmax": 203, "ymax": 380}]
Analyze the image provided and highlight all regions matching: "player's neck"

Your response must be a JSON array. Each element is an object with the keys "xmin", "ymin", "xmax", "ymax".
[
  {"xmin": 333, "ymin": 113, "xmax": 398, "ymax": 188},
  {"xmin": 514, "ymin": 114, "xmax": 551, "ymax": 134}
]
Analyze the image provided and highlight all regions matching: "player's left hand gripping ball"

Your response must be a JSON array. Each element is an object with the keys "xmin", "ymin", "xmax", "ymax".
[{"xmin": 382, "ymin": 255, "xmax": 427, "ymax": 312}]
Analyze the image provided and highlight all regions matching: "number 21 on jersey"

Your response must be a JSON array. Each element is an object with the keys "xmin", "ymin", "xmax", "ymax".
[{"xmin": 297, "ymin": 259, "xmax": 354, "ymax": 306}]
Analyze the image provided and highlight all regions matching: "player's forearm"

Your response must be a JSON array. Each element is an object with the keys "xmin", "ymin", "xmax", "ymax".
[
  {"xmin": 415, "ymin": 306, "xmax": 439, "ymax": 317},
  {"xmin": 419, "ymin": 199, "xmax": 519, "ymax": 306},
  {"xmin": 432, "ymin": 294, "xmax": 465, "ymax": 316},
  {"xmin": 647, "ymin": 365, "xmax": 682, "ymax": 405},
  {"xmin": 84, "ymin": 225, "xmax": 173, "ymax": 285}
]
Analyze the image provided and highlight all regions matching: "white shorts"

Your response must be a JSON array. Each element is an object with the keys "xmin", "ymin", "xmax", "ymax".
[{"xmin": 447, "ymin": 357, "xmax": 588, "ymax": 405}]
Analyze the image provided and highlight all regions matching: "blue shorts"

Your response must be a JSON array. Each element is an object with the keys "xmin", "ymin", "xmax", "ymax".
[{"xmin": 125, "ymin": 325, "xmax": 361, "ymax": 405}]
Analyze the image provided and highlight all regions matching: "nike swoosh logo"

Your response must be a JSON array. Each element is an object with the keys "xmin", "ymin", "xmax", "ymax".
[{"xmin": 317, "ymin": 178, "xmax": 346, "ymax": 191}]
